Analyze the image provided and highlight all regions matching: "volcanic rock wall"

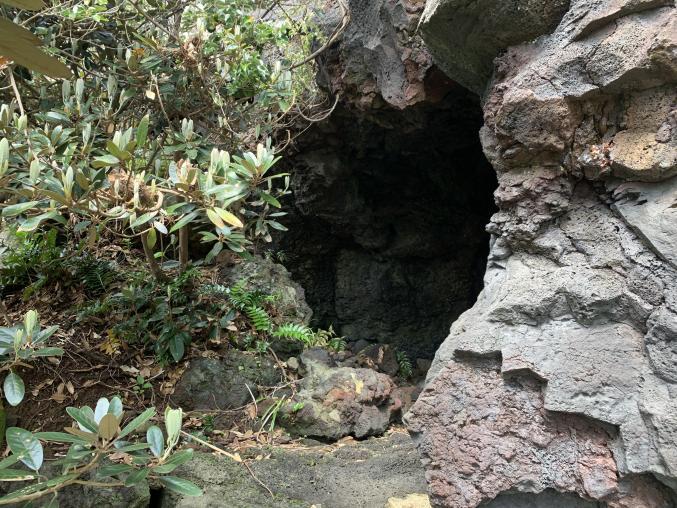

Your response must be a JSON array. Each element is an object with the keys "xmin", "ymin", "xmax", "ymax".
[
  {"xmin": 404, "ymin": 0, "xmax": 677, "ymax": 507},
  {"xmin": 299, "ymin": 1, "xmax": 675, "ymax": 503},
  {"xmin": 281, "ymin": 0, "xmax": 497, "ymax": 360}
]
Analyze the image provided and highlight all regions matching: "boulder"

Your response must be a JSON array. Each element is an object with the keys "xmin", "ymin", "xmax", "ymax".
[
  {"xmin": 221, "ymin": 255, "xmax": 312, "ymax": 326},
  {"xmin": 171, "ymin": 352, "xmax": 281, "ymax": 411},
  {"xmin": 420, "ymin": 0, "xmax": 570, "ymax": 94},
  {"xmin": 354, "ymin": 344, "xmax": 400, "ymax": 377},
  {"xmin": 281, "ymin": 362, "xmax": 399, "ymax": 440}
]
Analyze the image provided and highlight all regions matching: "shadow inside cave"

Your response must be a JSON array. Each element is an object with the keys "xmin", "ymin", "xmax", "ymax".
[{"xmin": 280, "ymin": 84, "xmax": 497, "ymax": 360}]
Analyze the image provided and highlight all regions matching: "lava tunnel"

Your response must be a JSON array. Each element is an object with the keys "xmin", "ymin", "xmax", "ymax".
[{"xmin": 280, "ymin": 81, "xmax": 497, "ymax": 360}]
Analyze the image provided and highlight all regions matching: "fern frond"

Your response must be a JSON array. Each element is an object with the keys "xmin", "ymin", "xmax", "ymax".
[
  {"xmin": 228, "ymin": 280, "xmax": 256, "ymax": 309},
  {"xmin": 199, "ymin": 283, "xmax": 229, "ymax": 297},
  {"xmin": 245, "ymin": 305, "xmax": 271, "ymax": 332},
  {"xmin": 396, "ymin": 351, "xmax": 413, "ymax": 379},
  {"xmin": 68, "ymin": 256, "xmax": 117, "ymax": 294},
  {"xmin": 272, "ymin": 323, "xmax": 313, "ymax": 343}
]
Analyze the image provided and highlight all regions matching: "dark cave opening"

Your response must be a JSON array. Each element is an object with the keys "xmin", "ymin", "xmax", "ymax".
[{"xmin": 281, "ymin": 84, "xmax": 497, "ymax": 360}]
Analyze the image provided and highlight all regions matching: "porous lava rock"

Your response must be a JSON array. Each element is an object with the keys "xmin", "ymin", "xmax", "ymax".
[{"xmin": 406, "ymin": 0, "xmax": 677, "ymax": 506}]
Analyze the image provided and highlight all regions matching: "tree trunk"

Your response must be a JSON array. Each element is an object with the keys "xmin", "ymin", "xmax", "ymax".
[
  {"xmin": 141, "ymin": 231, "xmax": 164, "ymax": 281},
  {"xmin": 179, "ymin": 225, "xmax": 189, "ymax": 273}
]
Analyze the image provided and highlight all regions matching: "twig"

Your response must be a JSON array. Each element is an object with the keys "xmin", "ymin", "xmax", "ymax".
[
  {"xmin": 288, "ymin": 0, "xmax": 350, "ymax": 70},
  {"xmin": 245, "ymin": 383, "xmax": 258, "ymax": 416},
  {"xmin": 181, "ymin": 431, "xmax": 274, "ymax": 498},
  {"xmin": 0, "ymin": 300, "xmax": 10, "ymax": 326},
  {"xmin": 153, "ymin": 76, "xmax": 173, "ymax": 130},
  {"xmin": 8, "ymin": 69, "xmax": 25, "ymax": 116},
  {"xmin": 128, "ymin": 0, "xmax": 182, "ymax": 45}
]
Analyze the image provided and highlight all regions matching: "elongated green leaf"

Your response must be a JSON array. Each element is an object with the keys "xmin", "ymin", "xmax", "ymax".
[
  {"xmin": 153, "ymin": 221, "xmax": 168, "ymax": 235},
  {"xmin": 34, "ymin": 325, "xmax": 58, "ymax": 344},
  {"xmin": 1, "ymin": 201, "xmax": 39, "ymax": 217},
  {"xmin": 169, "ymin": 211, "xmax": 199, "ymax": 233},
  {"xmin": 164, "ymin": 202, "xmax": 195, "ymax": 215},
  {"xmin": 136, "ymin": 114, "xmax": 150, "ymax": 148},
  {"xmin": 131, "ymin": 211, "xmax": 157, "ymax": 229},
  {"xmin": 206, "ymin": 208, "xmax": 225, "ymax": 229},
  {"xmin": 34, "ymin": 431, "xmax": 88, "ymax": 444},
  {"xmin": 159, "ymin": 476, "xmax": 202, "ymax": 497},
  {"xmin": 3, "ymin": 372, "xmax": 24, "ymax": 406},
  {"xmin": 6, "ymin": 428, "xmax": 43, "ymax": 471},
  {"xmin": 98, "ymin": 413, "xmax": 119, "ymax": 440},
  {"xmin": 63, "ymin": 426, "xmax": 98, "ymax": 442},
  {"xmin": 119, "ymin": 407, "xmax": 155, "ymax": 438},
  {"xmin": 260, "ymin": 192, "xmax": 281, "ymax": 208},
  {"xmin": 146, "ymin": 426, "xmax": 164, "ymax": 458},
  {"xmin": 0, "ymin": 453, "xmax": 21, "ymax": 469},
  {"xmin": 152, "ymin": 449, "xmax": 193, "ymax": 474},
  {"xmin": 108, "ymin": 396, "xmax": 123, "ymax": 417},
  {"xmin": 0, "ymin": 468, "xmax": 36, "ymax": 480},
  {"xmin": 24, "ymin": 311, "xmax": 38, "ymax": 336},
  {"xmin": 125, "ymin": 467, "xmax": 150, "ymax": 487},
  {"xmin": 105, "ymin": 141, "xmax": 131, "ymax": 161},
  {"xmin": 31, "ymin": 347, "xmax": 64, "ymax": 357},
  {"xmin": 66, "ymin": 407, "xmax": 98, "ymax": 433},
  {"xmin": 94, "ymin": 398, "xmax": 110, "ymax": 424},
  {"xmin": 214, "ymin": 207, "xmax": 243, "ymax": 228},
  {"xmin": 18, "ymin": 211, "xmax": 60, "ymax": 232},
  {"xmin": 92, "ymin": 154, "xmax": 120, "ymax": 168},
  {"xmin": 169, "ymin": 335, "xmax": 184, "ymax": 362},
  {"xmin": 0, "ymin": 19, "xmax": 71, "ymax": 79},
  {"xmin": 0, "ymin": 473, "xmax": 77, "ymax": 502},
  {"xmin": 97, "ymin": 464, "xmax": 134, "ymax": 477},
  {"xmin": 113, "ymin": 442, "xmax": 150, "ymax": 452},
  {"xmin": 164, "ymin": 408, "xmax": 182, "ymax": 447},
  {"xmin": 267, "ymin": 220, "xmax": 288, "ymax": 232}
]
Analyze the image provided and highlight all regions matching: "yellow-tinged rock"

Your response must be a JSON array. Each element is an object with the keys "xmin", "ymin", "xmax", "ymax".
[{"xmin": 385, "ymin": 493, "xmax": 432, "ymax": 508}]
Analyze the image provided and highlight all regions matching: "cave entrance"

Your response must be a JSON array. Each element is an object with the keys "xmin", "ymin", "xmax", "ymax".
[{"xmin": 281, "ymin": 82, "xmax": 497, "ymax": 361}]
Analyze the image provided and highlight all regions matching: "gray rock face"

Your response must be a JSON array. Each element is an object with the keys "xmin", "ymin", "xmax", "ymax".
[
  {"xmin": 420, "ymin": 0, "xmax": 570, "ymax": 94},
  {"xmin": 319, "ymin": 0, "xmax": 435, "ymax": 110},
  {"xmin": 406, "ymin": 0, "xmax": 677, "ymax": 506},
  {"xmin": 611, "ymin": 177, "xmax": 677, "ymax": 268},
  {"xmin": 409, "ymin": 183, "xmax": 677, "ymax": 507},
  {"xmin": 171, "ymin": 353, "xmax": 281, "ymax": 411},
  {"xmin": 221, "ymin": 255, "xmax": 312, "ymax": 325}
]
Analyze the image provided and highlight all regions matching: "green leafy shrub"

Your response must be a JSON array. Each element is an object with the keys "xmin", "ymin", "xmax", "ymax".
[
  {"xmin": 0, "ymin": 400, "xmax": 201, "ymax": 505},
  {"xmin": 0, "ymin": 0, "xmax": 328, "ymax": 280},
  {"xmin": 65, "ymin": 255, "xmax": 118, "ymax": 296},
  {"xmin": 79, "ymin": 267, "xmax": 213, "ymax": 363},
  {"xmin": 0, "ymin": 229, "xmax": 63, "ymax": 298},
  {"xmin": 0, "ymin": 310, "xmax": 62, "ymax": 408}
]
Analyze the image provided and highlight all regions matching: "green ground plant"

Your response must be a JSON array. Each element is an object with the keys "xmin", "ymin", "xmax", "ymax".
[
  {"xmin": 0, "ymin": 310, "xmax": 63, "ymax": 409},
  {"xmin": 0, "ymin": 401, "xmax": 201, "ymax": 505}
]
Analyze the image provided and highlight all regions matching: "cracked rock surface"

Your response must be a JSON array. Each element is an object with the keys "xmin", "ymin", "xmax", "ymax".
[{"xmin": 405, "ymin": 0, "xmax": 677, "ymax": 506}]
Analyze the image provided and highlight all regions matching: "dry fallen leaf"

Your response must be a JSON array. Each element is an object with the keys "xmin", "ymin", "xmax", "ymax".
[
  {"xmin": 109, "ymin": 452, "xmax": 134, "ymax": 465},
  {"xmin": 51, "ymin": 383, "xmax": 67, "ymax": 403},
  {"xmin": 120, "ymin": 365, "xmax": 140, "ymax": 375}
]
